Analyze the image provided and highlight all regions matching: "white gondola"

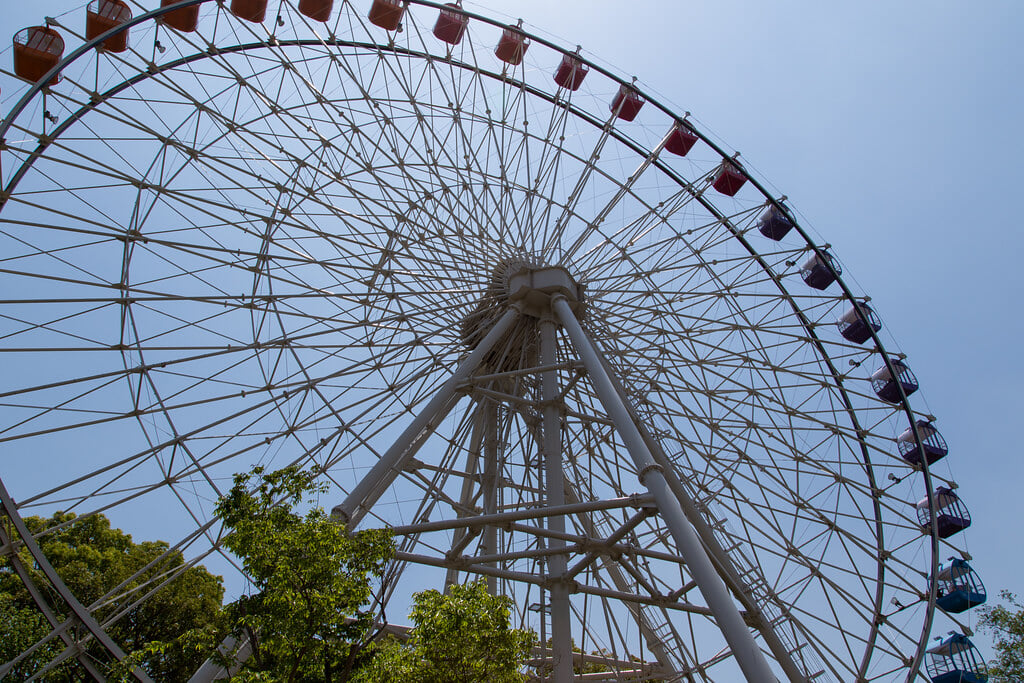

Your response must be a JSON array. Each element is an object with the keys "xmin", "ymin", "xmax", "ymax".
[
  {"xmin": 871, "ymin": 360, "xmax": 919, "ymax": 403},
  {"xmin": 898, "ymin": 420, "xmax": 948, "ymax": 465},
  {"xmin": 917, "ymin": 486, "xmax": 971, "ymax": 539},
  {"xmin": 837, "ymin": 302, "xmax": 881, "ymax": 343}
]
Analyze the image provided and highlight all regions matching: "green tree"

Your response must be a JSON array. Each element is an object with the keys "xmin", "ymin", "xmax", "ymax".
[
  {"xmin": 0, "ymin": 592, "xmax": 64, "ymax": 680},
  {"xmin": 0, "ymin": 511, "xmax": 224, "ymax": 681},
  {"xmin": 979, "ymin": 590, "xmax": 1024, "ymax": 681},
  {"xmin": 355, "ymin": 579, "xmax": 536, "ymax": 683},
  {"xmin": 211, "ymin": 465, "xmax": 394, "ymax": 682}
]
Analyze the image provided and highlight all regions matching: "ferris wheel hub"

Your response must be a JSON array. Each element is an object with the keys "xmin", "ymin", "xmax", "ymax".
[
  {"xmin": 459, "ymin": 263, "xmax": 584, "ymax": 377},
  {"xmin": 461, "ymin": 261, "xmax": 584, "ymax": 349},
  {"xmin": 505, "ymin": 264, "xmax": 585, "ymax": 319}
]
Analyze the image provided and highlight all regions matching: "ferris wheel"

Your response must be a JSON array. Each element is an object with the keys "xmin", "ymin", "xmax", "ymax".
[{"xmin": 0, "ymin": 1, "xmax": 986, "ymax": 681}]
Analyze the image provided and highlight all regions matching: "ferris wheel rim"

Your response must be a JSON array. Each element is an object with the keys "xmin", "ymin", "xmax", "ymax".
[{"xmin": 0, "ymin": 2, "xmax": 955, "ymax": 681}]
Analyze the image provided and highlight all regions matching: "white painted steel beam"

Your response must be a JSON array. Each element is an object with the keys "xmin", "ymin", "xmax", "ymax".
[
  {"xmin": 333, "ymin": 307, "xmax": 520, "ymax": 528},
  {"xmin": 541, "ymin": 317, "xmax": 573, "ymax": 682},
  {"xmin": 389, "ymin": 494, "xmax": 654, "ymax": 535},
  {"xmin": 551, "ymin": 295, "xmax": 779, "ymax": 683},
  {"xmin": 596, "ymin": 351, "xmax": 811, "ymax": 683}
]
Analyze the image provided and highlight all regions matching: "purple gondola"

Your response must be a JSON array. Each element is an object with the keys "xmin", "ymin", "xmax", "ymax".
[
  {"xmin": 757, "ymin": 205, "xmax": 794, "ymax": 240},
  {"xmin": 871, "ymin": 360, "xmax": 918, "ymax": 403},
  {"xmin": 917, "ymin": 487, "xmax": 971, "ymax": 539},
  {"xmin": 801, "ymin": 251, "xmax": 841, "ymax": 290},
  {"xmin": 837, "ymin": 302, "xmax": 881, "ymax": 344},
  {"xmin": 898, "ymin": 420, "xmax": 948, "ymax": 466}
]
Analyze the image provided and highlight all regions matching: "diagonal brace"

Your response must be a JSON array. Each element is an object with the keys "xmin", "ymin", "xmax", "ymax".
[
  {"xmin": 551, "ymin": 295, "xmax": 779, "ymax": 683},
  {"xmin": 333, "ymin": 307, "xmax": 520, "ymax": 528}
]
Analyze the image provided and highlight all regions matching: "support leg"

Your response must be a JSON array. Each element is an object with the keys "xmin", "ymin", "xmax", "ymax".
[
  {"xmin": 445, "ymin": 404, "xmax": 487, "ymax": 589},
  {"xmin": 603, "ymin": 356, "xmax": 810, "ymax": 683},
  {"xmin": 480, "ymin": 398, "xmax": 500, "ymax": 594},
  {"xmin": 541, "ymin": 318, "xmax": 573, "ymax": 682},
  {"xmin": 333, "ymin": 307, "xmax": 520, "ymax": 528},
  {"xmin": 551, "ymin": 296, "xmax": 778, "ymax": 683}
]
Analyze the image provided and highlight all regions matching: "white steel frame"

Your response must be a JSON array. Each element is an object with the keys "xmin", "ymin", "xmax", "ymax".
[{"xmin": 0, "ymin": 1, "xmax": 962, "ymax": 681}]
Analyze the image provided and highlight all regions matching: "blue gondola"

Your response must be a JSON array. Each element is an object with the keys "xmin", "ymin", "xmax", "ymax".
[
  {"xmin": 837, "ymin": 302, "xmax": 881, "ymax": 344},
  {"xmin": 757, "ymin": 205, "xmax": 794, "ymax": 240},
  {"xmin": 926, "ymin": 633, "xmax": 988, "ymax": 683},
  {"xmin": 801, "ymin": 251, "xmax": 841, "ymax": 290},
  {"xmin": 871, "ymin": 360, "xmax": 919, "ymax": 403},
  {"xmin": 935, "ymin": 559, "xmax": 987, "ymax": 614},
  {"xmin": 918, "ymin": 487, "xmax": 971, "ymax": 539},
  {"xmin": 898, "ymin": 420, "xmax": 948, "ymax": 466}
]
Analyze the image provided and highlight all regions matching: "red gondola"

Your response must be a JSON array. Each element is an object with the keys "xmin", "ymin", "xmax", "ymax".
[
  {"xmin": 86, "ymin": 0, "xmax": 132, "ymax": 53},
  {"xmin": 13, "ymin": 27, "xmax": 65, "ymax": 85},
  {"xmin": 369, "ymin": 0, "xmax": 405, "ymax": 31},
  {"xmin": 299, "ymin": 0, "xmax": 333, "ymax": 23},
  {"xmin": 495, "ymin": 25, "xmax": 528, "ymax": 65},
  {"xmin": 610, "ymin": 84, "xmax": 644, "ymax": 121},
  {"xmin": 161, "ymin": 0, "xmax": 199, "ymax": 32},
  {"xmin": 664, "ymin": 121, "xmax": 698, "ymax": 156},
  {"xmin": 712, "ymin": 161, "xmax": 746, "ymax": 196},
  {"xmin": 553, "ymin": 53, "xmax": 588, "ymax": 91},
  {"xmin": 433, "ymin": 3, "xmax": 468, "ymax": 45},
  {"xmin": 231, "ymin": 0, "xmax": 268, "ymax": 23}
]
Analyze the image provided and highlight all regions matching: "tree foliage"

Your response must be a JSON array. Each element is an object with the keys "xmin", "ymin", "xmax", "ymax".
[
  {"xmin": 4, "ymin": 467, "xmax": 537, "ymax": 683},
  {"xmin": 0, "ymin": 511, "xmax": 224, "ymax": 681},
  {"xmin": 212, "ymin": 465, "xmax": 394, "ymax": 682},
  {"xmin": 979, "ymin": 590, "xmax": 1024, "ymax": 681},
  {"xmin": 355, "ymin": 579, "xmax": 536, "ymax": 683}
]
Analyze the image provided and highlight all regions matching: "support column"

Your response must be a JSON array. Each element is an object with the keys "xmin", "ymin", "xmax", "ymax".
[
  {"xmin": 551, "ymin": 296, "xmax": 778, "ymax": 683},
  {"xmin": 333, "ymin": 307, "xmax": 520, "ymax": 528},
  {"xmin": 541, "ymin": 317, "xmax": 573, "ymax": 682},
  {"xmin": 480, "ymin": 398, "xmax": 500, "ymax": 594},
  {"xmin": 445, "ymin": 405, "xmax": 487, "ymax": 589},
  {"xmin": 597, "ymin": 353, "xmax": 810, "ymax": 682}
]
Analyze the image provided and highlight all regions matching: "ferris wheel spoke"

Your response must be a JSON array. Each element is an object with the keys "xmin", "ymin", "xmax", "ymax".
[
  {"xmin": 414, "ymin": 55, "xmax": 542, "ymax": 251},
  {"xmin": 518, "ymin": 92, "xmax": 577, "ymax": 256},
  {"xmin": 277, "ymin": 47, "xmax": 503, "ymax": 260}
]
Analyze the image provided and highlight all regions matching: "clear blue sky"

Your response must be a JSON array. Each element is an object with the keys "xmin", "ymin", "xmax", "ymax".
[{"xmin": 3, "ymin": 0, "xmax": 1021, "ymax": 668}]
